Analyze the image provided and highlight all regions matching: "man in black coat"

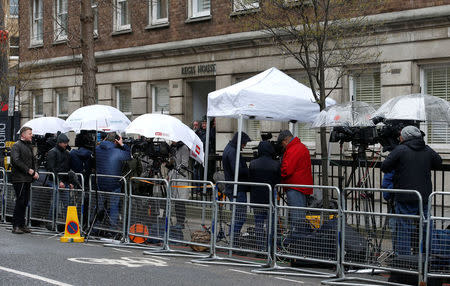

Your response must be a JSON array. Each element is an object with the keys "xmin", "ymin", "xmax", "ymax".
[
  {"xmin": 10, "ymin": 127, "xmax": 39, "ymax": 234},
  {"xmin": 222, "ymin": 131, "xmax": 251, "ymax": 237},
  {"xmin": 249, "ymin": 141, "xmax": 280, "ymax": 250},
  {"xmin": 381, "ymin": 125, "xmax": 442, "ymax": 255}
]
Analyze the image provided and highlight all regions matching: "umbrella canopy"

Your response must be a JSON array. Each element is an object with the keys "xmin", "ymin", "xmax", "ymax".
[
  {"xmin": 207, "ymin": 67, "xmax": 335, "ymax": 122},
  {"xmin": 312, "ymin": 101, "xmax": 376, "ymax": 127},
  {"xmin": 19, "ymin": 116, "xmax": 71, "ymax": 135},
  {"xmin": 65, "ymin": 104, "xmax": 131, "ymax": 133},
  {"xmin": 125, "ymin": 114, "xmax": 204, "ymax": 164},
  {"xmin": 372, "ymin": 94, "xmax": 450, "ymax": 124}
]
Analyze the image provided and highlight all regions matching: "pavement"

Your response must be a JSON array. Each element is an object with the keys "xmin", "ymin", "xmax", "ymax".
[{"xmin": 0, "ymin": 224, "xmax": 330, "ymax": 286}]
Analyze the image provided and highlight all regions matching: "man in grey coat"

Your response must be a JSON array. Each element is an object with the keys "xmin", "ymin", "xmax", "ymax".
[
  {"xmin": 168, "ymin": 141, "xmax": 190, "ymax": 228},
  {"xmin": 11, "ymin": 127, "xmax": 39, "ymax": 234}
]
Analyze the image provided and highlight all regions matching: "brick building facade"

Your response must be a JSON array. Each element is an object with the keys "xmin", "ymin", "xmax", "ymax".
[{"xmin": 17, "ymin": 0, "xmax": 450, "ymax": 155}]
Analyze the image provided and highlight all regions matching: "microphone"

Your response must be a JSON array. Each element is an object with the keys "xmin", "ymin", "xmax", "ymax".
[{"xmin": 68, "ymin": 170, "xmax": 83, "ymax": 189}]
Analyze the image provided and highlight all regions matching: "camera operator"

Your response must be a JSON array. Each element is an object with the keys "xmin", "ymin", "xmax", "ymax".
[
  {"xmin": 277, "ymin": 130, "xmax": 313, "ymax": 240},
  {"xmin": 47, "ymin": 133, "xmax": 73, "ymax": 223},
  {"xmin": 96, "ymin": 133, "xmax": 131, "ymax": 227},
  {"xmin": 70, "ymin": 131, "xmax": 94, "ymax": 184},
  {"xmin": 222, "ymin": 132, "xmax": 251, "ymax": 239},
  {"xmin": 381, "ymin": 125, "xmax": 442, "ymax": 255},
  {"xmin": 249, "ymin": 141, "xmax": 280, "ymax": 250},
  {"xmin": 167, "ymin": 141, "xmax": 190, "ymax": 229},
  {"xmin": 10, "ymin": 127, "xmax": 39, "ymax": 234}
]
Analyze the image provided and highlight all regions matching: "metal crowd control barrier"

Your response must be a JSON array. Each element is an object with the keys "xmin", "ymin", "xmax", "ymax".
[
  {"xmin": 0, "ymin": 168, "xmax": 5, "ymax": 222},
  {"xmin": 104, "ymin": 177, "xmax": 170, "ymax": 250},
  {"xmin": 144, "ymin": 179, "xmax": 215, "ymax": 258},
  {"xmin": 192, "ymin": 181, "xmax": 273, "ymax": 267},
  {"xmin": 28, "ymin": 172, "xmax": 56, "ymax": 231},
  {"xmin": 425, "ymin": 192, "xmax": 450, "ymax": 284},
  {"xmin": 254, "ymin": 184, "xmax": 341, "ymax": 278},
  {"xmin": 4, "ymin": 170, "xmax": 15, "ymax": 222},
  {"xmin": 324, "ymin": 187, "xmax": 424, "ymax": 286},
  {"xmin": 54, "ymin": 173, "xmax": 85, "ymax": 232},
  {"xmin": 87, "ymin": 174, "xmax": 128, "ymax": 240}
]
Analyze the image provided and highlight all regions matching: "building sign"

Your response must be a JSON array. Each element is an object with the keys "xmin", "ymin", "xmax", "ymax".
[
  {"xmin": 8, "ymin": 86, "xmax": 15, "ymax": 116},
  {"xmin": 181, "ymin": 64, "xmax": 216, "ymax": 76}
]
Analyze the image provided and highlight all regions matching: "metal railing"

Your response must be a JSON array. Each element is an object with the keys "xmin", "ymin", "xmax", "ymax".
[
  {"xmin": 29, "ymin": 171, "xmax": 55, "ymax": 230},
  {"xmin": 54, "ymin": 173, "xmax": 85, "ymax": 232}
]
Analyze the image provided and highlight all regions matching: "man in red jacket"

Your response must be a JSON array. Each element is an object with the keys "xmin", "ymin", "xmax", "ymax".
[{"xmin": 278, "ymin": 130, "xmax": 313, "ymax": 239}]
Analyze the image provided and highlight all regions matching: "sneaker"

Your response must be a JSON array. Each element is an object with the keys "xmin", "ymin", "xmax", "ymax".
[
  {"xmin": 20, "ymin": 226, "xmax": 32, "ymax": 233},
  {"xmin": 12, "ymin": 227, "xmax": 24, "ymax": 234}
]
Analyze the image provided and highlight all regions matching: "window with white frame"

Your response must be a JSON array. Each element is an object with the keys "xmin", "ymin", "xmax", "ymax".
[
  {"xmin": 114, "ymin": 0, "xmax": 130, "ymax": 31},
  {"xmin": 33, "ymin": 91, "xmax": 44, "ymax": 118},
  {"xmin": 56, "ymin": 88, "xmax": 68, "ymax": 118},
  {"xmin": 190, "ymin": 0, "xmax": 210, "ymax": 18},
  {"xmin": 150, "ymin": 0, "xmax": 168, "ymax": 25},
  {"xmin": 54, "ymin": 0, "xmax": 68, "ymax": 41},
  {"xmin": 92, "ymin": 0, "xmax": 98, "ymax": 35},
  {"xmin": 349, "ymin": 70, "xmax": 381, "ymax": 107},
  {"xmin": 31, "ymin": 0, "xmax": 43, "ymax": 45},
  {"xmin": 10, "ymin": 0, "xmax": 19, "ymax": 17},
  {"xmin": 116, "ymin": 85, "xmax": 131, "ymax": 116},
  {"xmin": 246, "ymin": 119, "xmax": 261, "ymax": 141},
  {"xmin": 233, "ymin": 0, "xmax": 259, "ymax": 11},
  {"xmin": 422, "ymin": 65, "xmax": 450, "ymax": 144},
  {"xmin": 152, "ymin": 84, "xmax": 170, "ymax": 114}
]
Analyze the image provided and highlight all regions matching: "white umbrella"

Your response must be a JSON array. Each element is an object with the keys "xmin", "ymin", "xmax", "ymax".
[
  {"xmin": 20, "ymin": 117, "xmax": 71, "ymax": 135},
  {"xmin": 65, "ymin": 104, "xmax": 131, "ymax": 133},
  {"xmin": 372, "ymin": 94, "xmax": 450, "ymax": 124},
  {"xmin": 312, "ymin": 101, "xmax": 376, "ymax": 127},
  {"xmin": 125, "ymin": 114, "xmax": 204, "ymax": 164}
]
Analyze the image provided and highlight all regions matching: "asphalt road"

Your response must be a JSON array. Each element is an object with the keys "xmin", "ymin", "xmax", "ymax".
[{"xmin": 0, "ymin": 225, "xmax": 327, "ymax": 286}]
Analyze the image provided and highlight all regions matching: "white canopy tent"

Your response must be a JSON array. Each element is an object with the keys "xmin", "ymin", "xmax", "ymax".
[{"xmin": 204, "ymin": 67, "xmax": 334, "ymax": 249}]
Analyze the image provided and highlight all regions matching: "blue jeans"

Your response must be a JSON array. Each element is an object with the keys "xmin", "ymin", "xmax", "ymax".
[
  {"xmin": 254, "ymin": 207, "xmax": 268, "ymax": 249},
  {"xmin": 48, "ymin": 182, "xmax": 69, "ymax": 222},
  {"xmin": 286, "ymin": 189, "xmax": 308, "ymax": 238},
  {"xmin": 394, "ymin": 201, "xmax": 427, "ymax": 255},
  {"xmin": 98, "ymin": 187, "xmax": 121, "ymax": 227},
  {"xmin": 227, "ymin": 191, "xmax": 247, "ymax": 235}
]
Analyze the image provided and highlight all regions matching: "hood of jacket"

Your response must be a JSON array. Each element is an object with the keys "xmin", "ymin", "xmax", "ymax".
[
  {"xmin": 258, "ymin": 141, "xmax": 275, "ymax": 157},
  {"xmin": 230, "ymin": 132, "xmax": 251, "ymax": 148},
  {"xmin": 99, "ymin": 140, "xmax": 115, "ymax": 150},
  {"xmin": 402, "ymin": 137, "xmax": 425, "ymax": 151}
]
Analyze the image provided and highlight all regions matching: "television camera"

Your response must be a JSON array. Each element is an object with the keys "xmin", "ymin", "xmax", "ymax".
[
  {"xmin": 329, "ymin": 117, "xmax": 422, "ymax": 152},
  {"xmin": 252, "ymin": 132, "xmax": 283, "ymax": 159}
]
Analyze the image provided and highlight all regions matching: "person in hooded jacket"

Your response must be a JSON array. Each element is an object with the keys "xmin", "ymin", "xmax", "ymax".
[
  {"xmin": 381, "ymin": 125, "xmax": 442, "ymax": 255},
  {"xmin": 70, "ymin": 131, "xmax": 94, "ymax": 184},
  {"xmin": 96, "ymin": 133, "xmax": 131, "ymax": 227},
  {"xmin": 277, "ymin": 130, "xmax": 313, "ymax": 239},
  {"xmin": 222, "ymin": 131, "xmax": 251, "ymax": 237},
  {"xmin": 249, "ymin": 141, "xmax": 280, "ymax": 249}
]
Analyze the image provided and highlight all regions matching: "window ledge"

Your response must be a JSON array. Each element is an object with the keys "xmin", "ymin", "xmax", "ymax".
[
  {"xmin": 185, "ymin": 15, "xmax": 212, "ymax": 24},
  {"xmin": 145, "ymin": 22, "xmax": 170, "ymax": 30},
  {"xmin": 53, "ymin": 39, "xmax": 68, "ymax": 46},
  {"xmin": 230, "ymin": 8, "xmax": 259, "ymax": 17},
  {"xmin": 29, "ymin": 42, "xmax": 44, "ymax": 49},
  {"xmin": 111, "ymin": 29, "xmax": 132, "ymax": 36}
]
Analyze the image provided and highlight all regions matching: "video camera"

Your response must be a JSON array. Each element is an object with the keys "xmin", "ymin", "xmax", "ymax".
[
  {"xmin": 329, "ymin": 117, "xmax": 421, "ymax": 152},
  {"xmin": 124, "ymin": 137, "xmax": 171, "ymax": 160},
  {"xmin": 33, "ymin": 133, "xmax": 57, "ymax": 168},
  {"xmin": 252, "ymin": 132, "xmax": 283, "ymax": 159}
]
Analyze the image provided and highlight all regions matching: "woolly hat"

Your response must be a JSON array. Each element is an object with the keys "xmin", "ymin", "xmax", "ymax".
[
  {"xmin": 277, "ymin": 130, "xmax": 293, "ymax": 144},
  {"xmin": 56, "ymin": 133, "xmax": 69, "ymax": 144},
  {"xmin": 401, "ymin": 126, "xmax": 422, "ymax": 141}
]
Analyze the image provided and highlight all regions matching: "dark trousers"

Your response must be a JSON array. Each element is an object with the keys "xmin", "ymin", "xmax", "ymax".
[{"xmin": 13, "ymin": 182, "xmax": 31, "ymax": 228}]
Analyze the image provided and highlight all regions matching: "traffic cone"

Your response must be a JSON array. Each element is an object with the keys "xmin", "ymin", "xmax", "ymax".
[{"xmin": 60, "ymin": 206, "xmax": 85, "ymax": 243}]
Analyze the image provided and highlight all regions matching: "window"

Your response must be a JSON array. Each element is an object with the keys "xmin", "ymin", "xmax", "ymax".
[
  {"xmin": 92, "ymin": 0, "xmax": 98, "ymax": 35},
  {"xmin": 9, "ymin": 36, "xmax": 19, "ymax": 58},
  {"xmin": 31, "ymin": 0, "xmax": 43, "ymax": 45},
  {"xmin": 190, "ymin": 0, "xmax": 210, "ymax": 18},
  {"xmin": 152, "ymin": 84, "xmax": 169, "ymax": 114},
  {"xmin": 114, "ymin": 0, "xmax": 130, "ymax": 31},
  {"xmin": 246, "ymin": 120, "xmax": 260, "ymax": 141},
  {"xmin": 295, "ymin": 123, "xmax": 316, "ymax": 144},
  {"xmin": 422, "ymin": 65, "xmax": 450, "ymax": 144},
  {"xmin": 10, "ymin": 0, "xmax": 19, "ymax": 17},
  {"xmin": 56, "ymin": 88, "xmax": 68, "ymax": 118},
  {"xmin": 150, "ymin": 0, "xmax": 168, "ymax": 25},
  {"xmin": 349, "ymin": 70, "xmax": 381, "ymax": 107},
  {"xmin": 54, "ymin": 0, "xmax": 68, "ymax": 41},
  {"xmin": 33, "ymin": 91, "xmax": 44, "ymax": 118},
  {"xmin": 233, "ymin": 0, "xmax": 259, "ymax": 11},
  {"xmin": 116, "ymin": 85, "xmax": 131, "ymax": 116}
]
